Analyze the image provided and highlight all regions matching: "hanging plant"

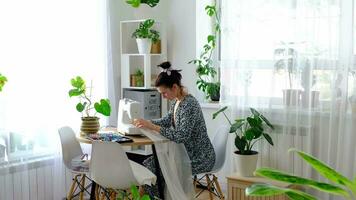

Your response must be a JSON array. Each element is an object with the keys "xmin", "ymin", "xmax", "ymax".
[
  {"xmin": 189, "ymin": 3, "xmax": 221, "ymax": 101},
  {"xmin": 126, "ymin": 0, "xmax": 160, "ymax": 8}
]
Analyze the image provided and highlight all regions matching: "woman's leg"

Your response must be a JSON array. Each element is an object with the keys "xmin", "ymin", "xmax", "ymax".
[{"xmin": 142, "ymin": 156, "xmax": 165, "ymax": 199}]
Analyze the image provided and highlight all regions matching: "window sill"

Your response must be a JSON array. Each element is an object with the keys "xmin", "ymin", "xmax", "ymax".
[{"xmin": 200, "ymin": 102, "xmax": 222, "ymax": 109}]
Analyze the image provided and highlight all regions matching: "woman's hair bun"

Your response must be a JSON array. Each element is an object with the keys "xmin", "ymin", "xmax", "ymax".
[{"xmin": 157, "ymin": 61, "xmax": 171, "ymax": 69}]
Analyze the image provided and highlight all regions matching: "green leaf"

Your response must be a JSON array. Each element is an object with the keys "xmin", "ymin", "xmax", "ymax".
[
  {"xmin": 76, "ymin": 102, "xmax": 86, "ymax": 112},
  {"xmin": 207, "ymin": 35, "xmax": 215, "ymax": 44},
  {"xmin": 130, "ymin": 184, "xmax": 139, "ymax": 199},
  {"xmin": 230, "ymin": 121, "xmax": 244, "ymax": 133},
  {"xmin": 235, "ymin": 136, "xmax": 246, "ymax": 152},
  {"xmin": 263, "ymin": 133, "xmax": 274, "ymax": 146},
  {"xmin": 68, "ymin": 89, "xmax": 84, "ymax": 97},
  {"xmin": 290, "ymin": 149, "xmax": 355, "ymax": 193},
  {"xmin": 205, "ymin": 5, "xmax": 216, "ymax": 16},
  {"xmin": 126, "ymin": 0, "xmax": 141, "ymax": 7},
  {"xmin": 254, "ymin": 168, "xmax": 349, "ymax": 197},
  {"xmin": 246, "ymin": 183, "xmax": 317, "ymax": 200},
  {"xmin": 141, "ymin": 0, "xmax": 159, "ymax": 7},
  {"xmin": 250, "ymin": 107, "xmax": 260, "ymax": 116},
  {"xmin": 0, "ymin": 74, "xmax": 7, "ymax": 92},
  {"xmin": 70, "ymin": 76, "xmax": 85, "ymax": 89},
  {"xmin": 245, "ymin": 129, "xmax": 255, "ymax": 141},
  {"xmin": 94, "ymin": 99, "xmax": 111, "ymax": 116},
  {"xmin": 141, "ymin": 195, "xmax": 151, "ymax": 200},
  {"xmin": 212, "ymin": 106, "xmax": 227, "ymax": 119},
  {"xmin": 260, "ymin": 114, "xmax": 274, "ymax": 129}
]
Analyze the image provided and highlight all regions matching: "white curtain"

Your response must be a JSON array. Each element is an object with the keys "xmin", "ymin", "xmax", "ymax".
[
  {"xmin": 220, "ymin": 0, "xmax": 355, "ymax": 199},
  {"xmin": 0, "ymin": 0, "xmax": 110, "ymax": 199}
]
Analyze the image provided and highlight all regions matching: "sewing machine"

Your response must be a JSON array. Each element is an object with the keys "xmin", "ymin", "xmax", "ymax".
[{"xmin": 117, "ymin": 98, "xmax": 143, "ymax": 135}]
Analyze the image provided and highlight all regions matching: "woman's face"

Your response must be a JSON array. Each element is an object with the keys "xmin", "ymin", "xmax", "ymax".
[{"xmin": 157, "ymin": 85, "xmax": 179, "ymax": 100}]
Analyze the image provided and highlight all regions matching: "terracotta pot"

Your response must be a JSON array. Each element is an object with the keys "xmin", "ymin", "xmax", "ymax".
[
  {"xmin": 81, "ymin": 116, "xmax": 100, "ymax": 135},
  {"xmin": 151, "ymin": 40, "xmax": 161, "ymax": 54}
]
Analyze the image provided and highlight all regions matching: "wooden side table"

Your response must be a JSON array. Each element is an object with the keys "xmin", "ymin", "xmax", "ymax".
[{"xmin": 227, "ymin": 174, "xmax": 294, "ymax": 200}]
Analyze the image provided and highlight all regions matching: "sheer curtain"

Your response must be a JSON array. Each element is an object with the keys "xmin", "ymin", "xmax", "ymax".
[
  {"xmin": 0, "ymin": 0, "xmax": 110, "ymax": 199},
  {"xmin": 220, "ymin": 0, "xmax": 355, "ymax": 199}
]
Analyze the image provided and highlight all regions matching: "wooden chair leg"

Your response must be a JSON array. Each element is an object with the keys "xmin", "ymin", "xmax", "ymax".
[
  {"xmin": 67, "ymin": 174, "xmax": 80, "ymax": 200},
  {"xmin": 100, "ymin": 190, "xmax": 106, "ymax": 200},
  {"xmin": 193, "ymin": 175, "xmax": 198, "ymax": 190},
  {"xmin": 79, "ymin": 174, "xmax": 86, "ymax": 200},
  {"xmin": 95, "ymin": 184, "xmax": 100, "ymax": 200},
  {"xmin": 206, "ymin": 174, "xmax": 214, "ymax": 200},
  {"xmin": 213, "ymin": 175, "xmax": 225, "ymax": 199}
]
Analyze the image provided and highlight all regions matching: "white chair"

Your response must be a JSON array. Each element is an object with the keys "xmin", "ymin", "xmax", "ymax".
[
  {"xmin": 90, "ymin": 140, "xmax": 157, "ymax": 200},
  {"xmin": 58, "ymin": 126, "xmax": 91, "ymax": 200},
  {"xmin": 194, "ymin": 125, "xmax": 229, "ymax": 200}
]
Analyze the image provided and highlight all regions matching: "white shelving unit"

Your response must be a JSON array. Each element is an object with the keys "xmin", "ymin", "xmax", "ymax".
[
  {"xmin": 120, "ymin": 19, "xmax": 168, "ymax": 156},
  {"xmin": 120, "ymin": 19, "xmax": 167, "ymax": 89}
]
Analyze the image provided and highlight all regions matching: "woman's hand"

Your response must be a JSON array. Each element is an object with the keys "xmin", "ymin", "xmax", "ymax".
[{"xmin": 133, "ymin": 118, "xmax": 161, "ymax": 133}]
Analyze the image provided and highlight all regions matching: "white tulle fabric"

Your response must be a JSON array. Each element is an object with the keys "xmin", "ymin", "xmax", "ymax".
[{"xmin": 141, "ymin": 129, "xmax": 195, "ymax": 200}]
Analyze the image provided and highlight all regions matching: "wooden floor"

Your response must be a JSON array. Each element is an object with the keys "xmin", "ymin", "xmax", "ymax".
[{"xmin": 195, "ymin": 188, "xmax": 225, "ymax": 200}]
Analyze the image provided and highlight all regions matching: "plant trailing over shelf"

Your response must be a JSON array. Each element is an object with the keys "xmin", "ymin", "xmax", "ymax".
[
  {"xmin": 132, "ymin": 19, "xmax": 160, "ymax": 43},
  {"xmin": 68, "ymin": 76, "xmax": 111, "ymax": 117},
  {"xmin": 126, "ymin": 0, "xmax": 159, "ymax": 8},
  {"xmin": 0, "ymin": 73, "xmax": 7, "ymax": 92},
  {"xmin": 189, "ymin": 2, "xmax": 221, "ymax": 101},
  {"xmin": 246, "ymin": 148, "xmax": 356, "ymax": 200},
  {"xmin": 213, "ymin": 106, "xmax": 274, "ymax": 155}
]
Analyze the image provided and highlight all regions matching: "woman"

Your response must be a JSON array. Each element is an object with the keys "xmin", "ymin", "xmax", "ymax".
[{"xmin": 133, "ymin": 61, "xmax": 216, "ymax": 198}]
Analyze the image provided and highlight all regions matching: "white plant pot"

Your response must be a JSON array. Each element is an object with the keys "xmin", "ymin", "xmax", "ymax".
[
  {"xmin": 136, "ymin": 38, "xmax": 152, "ymax": 54},
  {"xmin": 302, "ymin": 90, "xmax": 320, "ymax": 108},
  {"xmin": 234, "ymin": 151, "xmax": 258, "ymax": 177}
]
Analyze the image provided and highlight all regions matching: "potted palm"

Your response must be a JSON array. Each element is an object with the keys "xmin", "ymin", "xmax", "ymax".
[
  {"xmin": 213, "ymin": 106, "xmax": 274, "ymax": 176},
  {"xmin": 132, "ymin": 19, "xmax": 160, "ymax": 54},
  {"xmin": 130, "ymin": 69, "xmax": 144, "ymax": 87},
  {"xmin": 246, "ymin": 148, "xmax": 356, "ymax": 200},
  {"xmin": 68, "ymin": 76, "xmax": 111, "ymax": 135},
  {"xmin": 0, "ymin": 73, "xmax": 7, "ymax": 92}
]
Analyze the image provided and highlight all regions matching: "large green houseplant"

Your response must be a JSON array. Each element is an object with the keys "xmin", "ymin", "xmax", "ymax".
[
  {"xmin": 189, "ymin": 3, "xmax": 221, "ymax": 101},
  {"xmin": 0, "ymin": 73, "xmax": 7, "ymax": 92},
  {"xmin": 69, "ymin": 76, "xmax": 111, "ymax": 135},
  {"xmin": 213, "ymin": 106, "xmax": 274, "ymax": 176},
  {"xmin": 132, "ymin": 19, "xmax": 160, "ymax": 54},
  {"xmin": 246, "ymin": 148, "xmax": 356, "ymax": 200}
]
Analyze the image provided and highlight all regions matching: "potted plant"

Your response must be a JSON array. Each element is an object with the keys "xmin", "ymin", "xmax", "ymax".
[
  {"xmin": 126, "ymin": 0, "xmax": 159, "ymax": 8},
  {"xmin": 189, "ymin": 3, "xmax": 221, "ymax": 102},
  {"xmin": 132, "ymin": 19, "xmax": 160, "ymax": 54},
  {"xmin": 274, "ymin": 43, "xmax": 302, "ymax": 106},
  {"xmin": 150, "ymin": 29, "xmax": 161, "ymax": 54},
  {"xmin": 131, "ymin": 69, "xmax": 144, "ymax": 87},
  {"xmin": 213, "ymin": 106, "xmax": 274, "ymax": 176},
  {"xmin": 246, "ymin": 148, "xmax": 356, "ymax": 200},
  {"xmin": 0, "ymin": 73, "xmax": 7, "ymax": 92},
  {"xmin": 117, "ymin": 184, "xmax": 150, "ymax": 200},
  {"xmin": 68, "ymin": 76, "xmax": 111, "ymax": 135}
]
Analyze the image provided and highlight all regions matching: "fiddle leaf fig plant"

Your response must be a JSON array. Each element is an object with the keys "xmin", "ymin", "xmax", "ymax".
[
  {"xmin": 246, "ymin": 149, "xmax": 356, "ymax": 200},
  {"xmin": 68, "ymin": 76, "xmax": 111, "ymax": 117},
  {"xmin": 126, "ymin": 0, "xmax": 159, "ymax": 8},
  {"xmin": 213, "ymin": 106, "xmax": 274, "ymax": 155},
  {"xmin": 189, "ymin": 2, "xmax": 221, "ymax": 100},
  {"xmin": 0, "ymin": 73, "xmax": 7, "ymax": 92},
  {"xmin": 132, "ymin": 19, "xmax": 160, "ymax": 43}
]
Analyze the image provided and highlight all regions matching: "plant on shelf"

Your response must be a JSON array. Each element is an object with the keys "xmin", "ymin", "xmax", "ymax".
[
  {"xmin": 126, "ymin": 0, "xmax": 159, "ymax": 8},
  {"xmin": 0, "ymin": 73, "xmax": 7, "ymax": 92},
  {"xmin": 246, "ymin": 148, "xmax": 356, "ymax": 200},
  {"xmin": 132, "ymin": 19, "xmax": 160, "ymax": 54},
  {"xmin": 68, "ymin": 76, "xmax": 111, "ymax": 135},
  {"xmin": 189, "ymin": 3, "xmax": 221, "ymax": 101},
  {"xmin": 213, "ymin": 106, "xmax": 274, "ymax": 176},
  {"xmin": 133, "ymin": 69, "xmax": 144, "ymax": 87}
]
